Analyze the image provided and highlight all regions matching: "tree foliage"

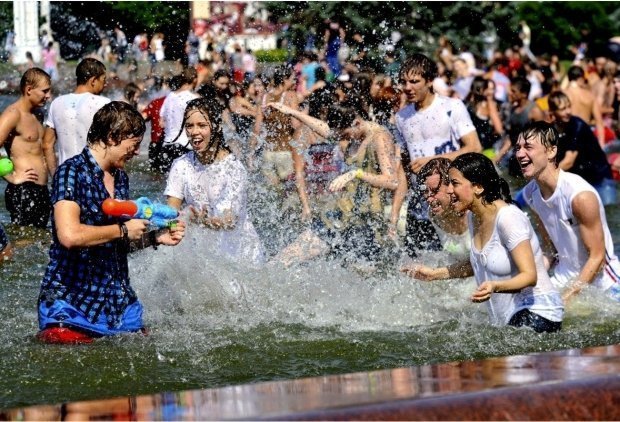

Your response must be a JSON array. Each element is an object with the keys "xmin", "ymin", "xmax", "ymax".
[
  {"xmin": 264, "ymin": 1, "xmax": 620, "ymax": 65},
  {"xmin": 516, "ymin": 2, "xmax": 620, "ymax": 58},
  {"xmin": 49, "ymin": 1, "xmax": 189, "ymax": 61},
  {"xmin": 0, "ymin": 2, "xmax": 13, "ymax": 41}
]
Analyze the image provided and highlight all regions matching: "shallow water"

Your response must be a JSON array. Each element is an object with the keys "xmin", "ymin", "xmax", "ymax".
[{"xmin": 1, "ymin": 152, "xmax": 620, "ymax": 410}]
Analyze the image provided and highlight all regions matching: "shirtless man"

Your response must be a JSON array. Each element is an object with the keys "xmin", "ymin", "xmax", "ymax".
[
  {"xmin": 0, "ymin": 68, "xmax": 52, "ymax": 228},
  {"xmin": 563, "ymin": 65, "xmax": 605, "ymax": 147}
]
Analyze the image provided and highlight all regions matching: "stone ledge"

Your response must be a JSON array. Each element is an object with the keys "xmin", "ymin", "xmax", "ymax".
[{"xmin": 3, "ymin": 344, "xmax": 620, "ymax": 420}]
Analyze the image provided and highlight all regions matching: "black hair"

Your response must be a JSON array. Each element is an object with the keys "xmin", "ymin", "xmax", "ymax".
[
  {"xmin": 418, "ymin": 157, "xmax": 452, "ymax": 188},
  {"xmin": 76, "ymin": 58, "xmax": 106, "ymax": 85},
  {"xmin": 450, "ymin": 153, "xmax": 513, "ymax": 205},
  {"xmin": 272, "ymin": 65, "xmax": 293, "ymax": 86},
  {"xmin": 307, "ymin": 86, "xmax": 337, "ymax": 119},
  {"xmin": 399, "ymin": 53, "xmax": 438, "ymax": 82},
  {"xmin": 176, "ymin": 97, "xmax": 230, "ymax": 163},
  {"xmin": 518, "ymin": 120, "xmax": 559, "ymax": 151},
  {"xmin": 511, "ymin": 76, "xmax": 531, "ymax": 95},
  {"xmin": 567, "ymin": 65, "xmax": 585, "ymax": 82}
]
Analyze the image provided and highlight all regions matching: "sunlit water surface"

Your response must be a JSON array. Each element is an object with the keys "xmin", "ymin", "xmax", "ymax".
[{"xmin": 0, "ymin": 116, "xmax": 619, "ymax": 410}]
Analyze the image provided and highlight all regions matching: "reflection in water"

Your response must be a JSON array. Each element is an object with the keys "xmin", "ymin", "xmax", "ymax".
[{"xmin": 5, "ymin": 345, "xmax": 620, "ymax": 420}]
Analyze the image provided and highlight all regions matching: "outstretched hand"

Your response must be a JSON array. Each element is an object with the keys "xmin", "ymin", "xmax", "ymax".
[
  {"xmin": 400, "ymin": 264, "xmax": 437, "ymax": 280},
  {"xmin": 471, "ymin": 281, "xmax": 494, "ymax": 302},
  {"xmin": 157, "ymin": 220, "xmax": 186, "ymax": 246},
  {"xmin": 329, "ymin": 170, "xmax": 356, "ymax": 191},
  {"xmin": 187, "ymin": 205, "xmax": 207, "ymax": 225}
]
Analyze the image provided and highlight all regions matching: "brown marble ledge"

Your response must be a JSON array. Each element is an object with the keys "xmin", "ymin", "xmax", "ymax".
[{"xmin": 3, "ymin": 344, "xmax": 620, "ymax": 421}]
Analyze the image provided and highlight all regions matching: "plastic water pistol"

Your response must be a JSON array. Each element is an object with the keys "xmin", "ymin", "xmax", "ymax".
[
  {"xmin": 102, "ymin": 197, "xmax": 178, "ymax": 229},
  {"xmin": 0, "ymin": 157, "xmax": 14, "ymax": 177}
]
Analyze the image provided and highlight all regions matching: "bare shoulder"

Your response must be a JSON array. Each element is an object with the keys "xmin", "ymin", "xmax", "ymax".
[{"xmin": 0, "ymin": 104, "xmax": 21, "ymax": 122}]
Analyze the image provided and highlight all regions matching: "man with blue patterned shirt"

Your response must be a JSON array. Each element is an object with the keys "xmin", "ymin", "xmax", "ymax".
[{"xmin": 37, "ymin": 102, "xmax": 186, "ymax": 343}]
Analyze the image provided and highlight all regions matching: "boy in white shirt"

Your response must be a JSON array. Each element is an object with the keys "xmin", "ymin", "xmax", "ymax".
[{"xmin": 516, "ymin": 121, "xmax": 620, "ymax": 303}]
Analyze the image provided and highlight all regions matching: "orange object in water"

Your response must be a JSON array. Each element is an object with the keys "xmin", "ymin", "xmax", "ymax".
[
  {"xmin": 102, "ymin": 198, "xmax": 138, "ymax": 217},
  {"xmin": 37, "ymin": 327, "xmax": 94, "ymax": 344}
]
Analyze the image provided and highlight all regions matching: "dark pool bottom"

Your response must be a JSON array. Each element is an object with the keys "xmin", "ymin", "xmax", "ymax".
[{"xmin": 4, "ymin": 344, "xmax": 620, "ymax": 420}]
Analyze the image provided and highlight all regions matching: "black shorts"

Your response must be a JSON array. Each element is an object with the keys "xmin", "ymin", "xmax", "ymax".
[
  {"xmin": 5, "ymin": 182, "xmax": 51, "ymax": 229},
  {"xmin": 508, "ymin": 309, "xmax": 562, "ymax": 333}
]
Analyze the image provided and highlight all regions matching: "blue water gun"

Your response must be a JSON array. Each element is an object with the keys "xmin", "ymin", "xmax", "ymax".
[{"xmin": 102, "ymin": 197, "xmax": 178, "ymax": 228}]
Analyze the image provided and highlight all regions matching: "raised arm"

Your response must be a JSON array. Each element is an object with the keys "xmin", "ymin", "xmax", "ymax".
[
  {"xmin": 329, "ymin": 131, "xmax": 399, "ymax": 192},
  {"xmin": 267, "ymin": 102, "xmax": 331, "ymax": 138}
]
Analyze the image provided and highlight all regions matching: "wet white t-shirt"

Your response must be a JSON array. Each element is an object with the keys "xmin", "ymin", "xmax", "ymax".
[
  {"xmin": 468, "ymin": 204, "xmax": 563, "ymax": 326},
  {"xmin": 395, "ymin": 95, "xmax": 475, "ymax": 161},
  {"xmin": 165, "ymin": 152, "xmax": 264, "ymax": 264},
  {"xmin": 45, "ymin": 92, "xmax": 110, "ymax": 165}
]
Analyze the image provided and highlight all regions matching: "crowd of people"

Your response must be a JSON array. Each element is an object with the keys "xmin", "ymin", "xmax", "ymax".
[{"xmin": 1, "ymin": 23, "xmax": 620, "ymax": 342}]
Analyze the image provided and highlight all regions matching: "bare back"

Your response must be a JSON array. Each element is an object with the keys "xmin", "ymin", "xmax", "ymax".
[{"xmin": 565, "ymin": 85, "xmax": 595, "ymax": 124}]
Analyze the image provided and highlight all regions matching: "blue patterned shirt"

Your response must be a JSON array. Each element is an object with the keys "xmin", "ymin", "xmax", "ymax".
[
  {"xmin": 38, "ymin": 147, "xmax": 135, "ymax": 328},
  {"xmin": 0, "ymin": 223, "xmax": 8, "ymax": 251}
]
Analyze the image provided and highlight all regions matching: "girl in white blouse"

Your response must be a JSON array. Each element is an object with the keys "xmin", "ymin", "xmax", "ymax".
[{"xmin": 165, "ymin": 97, "xmax": 264, "ymax": 265}]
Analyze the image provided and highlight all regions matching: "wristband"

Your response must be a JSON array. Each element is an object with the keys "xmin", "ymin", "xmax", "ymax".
[
  {"xmin": 118, "ymin": 222, "xmax": 128, "ymax": 242},
  {"xmin": 354, "ymin": 168, "xmax": 364, "ymax": 179},
  {"xmin": 149, "ymin": 230, "xmax": 158, "ymax": 250}
]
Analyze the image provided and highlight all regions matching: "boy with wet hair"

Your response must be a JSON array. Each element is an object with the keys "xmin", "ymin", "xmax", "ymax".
[
  {"xmin": 0, "ymin": 68, "xmax": 52, "ymax": 228},
  {"xmin": 516, "ymin": 121, "xmax": 620, "ymax": 303},
  {"xmin": 37, "ymin": 101, "xmax": 186, "ymax": 343},
  {"xmin": 43, "ymin": 57, "xmax": 110, "ymax": 175}
]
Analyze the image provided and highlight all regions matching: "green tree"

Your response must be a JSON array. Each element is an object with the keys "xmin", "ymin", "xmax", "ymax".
[
  {"xmin": 517, "ymin": 2, "xmax": 620, "ymax": 59},
  {"xmin": 49, "ymin": 1, "xmax": 189, "ymax": 61},
  {"xmin": 264, "ymin": 1, "xmax": 519, "ymax": 68},
  {"xmin": 0, "ymin": 2, "xmax": 12, "ymax": 40},
  {"xmin": 263, "ymin": 1, "xmax": 620, "ymax": 66}
]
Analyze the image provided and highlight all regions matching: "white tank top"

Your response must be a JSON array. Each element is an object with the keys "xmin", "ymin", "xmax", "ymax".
[{"xmin": 522, "ymin": 170, "xmax": 620, "ymax": 291}]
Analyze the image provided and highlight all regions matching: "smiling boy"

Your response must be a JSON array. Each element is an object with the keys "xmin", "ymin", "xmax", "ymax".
[
  {"xmin": 37, "ymin": 102, "xmax": 186, "ymax": 343},
  {"xmin": 516, "ymin": 121, "xmax": 620, "ymax": 303}
]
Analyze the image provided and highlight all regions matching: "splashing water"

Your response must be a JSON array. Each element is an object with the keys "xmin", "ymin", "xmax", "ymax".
[{"xmin": 0, "ymin": 134, "xmax": 619, "ymax": 410}]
